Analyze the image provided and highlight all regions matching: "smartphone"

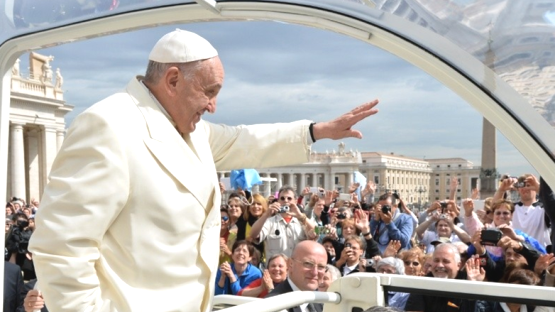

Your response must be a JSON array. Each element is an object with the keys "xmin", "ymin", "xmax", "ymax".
[
  {"xmin": 310, "ymin": 187, "xmax": 319, "ymax": 194},
  {"xmin": 338, "ymin": 193, "xmax": 351, "ymax": 201}
]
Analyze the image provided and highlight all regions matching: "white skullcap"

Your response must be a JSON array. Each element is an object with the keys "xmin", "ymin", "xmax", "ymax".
[{"xmin": 148, "ymin": 29, "xmax": 218, "ymax": 63}]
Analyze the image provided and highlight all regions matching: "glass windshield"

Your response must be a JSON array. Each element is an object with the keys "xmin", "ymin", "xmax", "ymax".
[{"xmin": 4, "ymin": 0, "xmax": 555, "ymax": 128}]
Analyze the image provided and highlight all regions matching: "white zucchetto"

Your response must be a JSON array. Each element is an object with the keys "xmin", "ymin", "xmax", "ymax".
[{"xmin": 148, "ymin": 29, "xmax": 218, "ymax": 63}]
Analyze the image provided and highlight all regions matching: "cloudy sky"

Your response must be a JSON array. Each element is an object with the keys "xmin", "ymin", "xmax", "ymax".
[{"xmin": 24, "ymin": 19, "xmax": 536, "ymax": 176}]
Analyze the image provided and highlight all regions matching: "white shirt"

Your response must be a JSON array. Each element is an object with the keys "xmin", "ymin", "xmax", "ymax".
[
  {"xmin": 343, "ymin": 263, "xmax": 359, "ymax": 276},
  {"xmin": 512, "ymin": 202, "xmax": 550, "ymax": 247},
  {"xmin": 259, "ymin": 214, "xmax": 307, "ymax": 262}
]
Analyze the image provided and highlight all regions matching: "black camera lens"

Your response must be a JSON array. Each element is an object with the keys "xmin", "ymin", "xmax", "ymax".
[{"xmin": 381, "ymin": 205, "xmax": 391, "ymax": 214}]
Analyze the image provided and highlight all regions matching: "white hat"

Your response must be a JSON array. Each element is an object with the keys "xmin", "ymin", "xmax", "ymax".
[{"xmin": 148, "ymin": 29, "xmax": 218, "ymax": 63}]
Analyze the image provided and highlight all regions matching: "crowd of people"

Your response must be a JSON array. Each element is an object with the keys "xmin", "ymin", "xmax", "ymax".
[
  {"xmin": 215, "ymin": 174, "xmax": 555, "ymax": 312},
  {"xmin": 3, "ymin": 173, "xmax": 555, "ymax": 311},
  {"xmin": 4, "ymin": 197, "xmax": 45, "ymax": 311}
]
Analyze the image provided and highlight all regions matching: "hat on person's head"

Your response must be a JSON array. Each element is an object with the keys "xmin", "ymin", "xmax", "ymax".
[
  {"xmin": 431, "ymin": 237, "xmax": 451, "ymax": 246},
  {"xmin": 149, "ymin": 29, "xmax": 218, "ymax": 63}
]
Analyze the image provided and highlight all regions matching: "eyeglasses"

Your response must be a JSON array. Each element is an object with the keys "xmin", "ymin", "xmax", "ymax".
[
  {"xmin": 404, "ymin": 261, "xmax": 420, "ymax": 266},
  {"xmin": 280, "ymin": 196, "xmax": 293, "ymax": 201},
  {"xmin": 494, "ymin": 211, "xmax": 511, "ymax": 216},
  {"xmin": 292, "ymin": 258, "xmax": 327, "ymax": 273},
  {"xmin": 221, "ymin": 216, "xmax": 229, "ymax": 221}
]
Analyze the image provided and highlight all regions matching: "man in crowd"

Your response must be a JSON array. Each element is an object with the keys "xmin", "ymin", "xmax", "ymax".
[
  {"xmin": 405, "ymin": 243, "xmax": 472, "ymax": 312},
  {"xmin": 495, "ymin": 174, "xmax": 551, "ymax": 250},
  {"xmin": 29, "ymin": 29, "xmax": 380, "ymax": 312},
  {"xmin": 249, "ymin": 186, "xmax": 316, "ymax": 260},
  {"xmin": 370, "ymin": 193, "xmax": 413, "ymax": 254},
  {"xmin": 266, "ymin": 240, "xmax": 327, "ymax": 312}
]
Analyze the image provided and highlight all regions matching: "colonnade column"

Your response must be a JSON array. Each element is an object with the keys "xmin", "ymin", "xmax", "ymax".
[
  {"xmin": 9, "ymin": 123, "xmax": 26, "ymax": 199},
  {"xmin": 56, "ymin": 129, "xmax": 65, "ymax": 151}
]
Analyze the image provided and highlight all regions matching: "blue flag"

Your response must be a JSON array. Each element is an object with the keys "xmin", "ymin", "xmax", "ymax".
[{"xmin": 230, "ymin": 169, "xmax": 263, "ymax": 191}]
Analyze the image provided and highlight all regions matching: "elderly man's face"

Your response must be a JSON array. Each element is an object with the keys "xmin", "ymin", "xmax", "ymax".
[
  {"xmin": 171, "ymin": 57, "xmax": 224, "ymax": 135},
  {"xmin": 289, "ymin": 244, "xmax": 327, "ymax": 291},
  {"xmin": 431, "ymin": 246, "xmax": 461, "ymax": 279}
]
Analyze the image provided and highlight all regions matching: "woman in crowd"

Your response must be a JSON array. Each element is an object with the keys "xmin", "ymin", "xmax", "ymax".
[
  {"xmin": 5, "ymin": 203, "xmax": 15, "ymax": 218},
  {"xmin": 238, "ymin": 253, "xmax": 288, "ymax": 298},
  {"xmin": 376, "ymin": 257, "xmax": 409, "ymax": 310},
  {"xmin": 415, "ymin": 212, "xmax": 471, "ymax": 254},
  {"xmin": 398, "ymin": 247, "xmax": 425, "ymax": 276},
  {"xmin": 306, "ymin": 196, "xmax": 329, "ymax": 227},
  {"xmin": 219, "ymin": 208, "xmax": 237, "ymax": 265},
  {"xmin": 236, "ymin": 194, "xmax": 267, "ymax": 260},
  {"xmin": 215, "ymin": 240, "xmax": 262, "ymax": 295},
  {"xmin": 227, "ymin": 196, "xmax": 244, "ymax": 230},
  {"xmin": 465, "ymin": 199, "xmax": 546, "ymax": 260},
  {"xmin": 318, "ymin": 264, "xmax": 342, "ymax": 292}
]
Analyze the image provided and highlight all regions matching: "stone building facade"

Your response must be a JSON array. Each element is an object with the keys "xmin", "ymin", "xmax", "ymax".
[{"xmin": 7, "ymin": 52, "xmax": 73, "ymax": 202}]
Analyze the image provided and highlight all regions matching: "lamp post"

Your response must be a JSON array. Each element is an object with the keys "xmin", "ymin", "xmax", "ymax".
[{"xmin": 415, "ymin": 186, "xmax": 427, "ymax": 211}]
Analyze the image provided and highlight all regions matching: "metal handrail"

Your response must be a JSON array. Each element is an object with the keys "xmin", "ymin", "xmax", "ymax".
[{"xmin": 216, "ymin": 291, "xmax": 341, "ymax": 312}]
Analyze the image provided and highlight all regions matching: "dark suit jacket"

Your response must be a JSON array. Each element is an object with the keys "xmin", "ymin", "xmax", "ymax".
[
  {"xmin": 265, "ymin": 280, "xmax": 323, "ymax": 312},
  {"xmin": 4, "ymin": 261, "xmax": 24, "ymax": 312}
]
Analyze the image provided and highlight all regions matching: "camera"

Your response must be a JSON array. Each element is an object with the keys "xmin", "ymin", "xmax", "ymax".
[
  {"xmin": 279, "ymin": 206, "xmax": 289, "ymax": 213},
  {"xmin": 337, "ymin": 213, "xmax": 347, "ymax": 220},
  {"xmin": 381, "ymin": 205, "xmax": 391, "ymax": 214},
  {"xmin": 366, "ymin": 259, "xmax": 375, "ymax": 267},
  {"xmin": 315, "ymin": 226, "xmax": 330, "ymax": 235},
  {"xmin": 440, "ymin": 214, "xmax": 448, "ymax": 219},
  {"xmin": 513, "ymin": 182, "xmax": 525, "ymax": 188},
  {"xmin": 345, "ymin": 243, "xmax": 352, "ymax": 248},
  {"xmin": 440, "ymin": 201, "xmax": 448, "ymax": 209},
  {"xmin": 481, "ymin": 228, "xmax": 502, "ymax": 246}
]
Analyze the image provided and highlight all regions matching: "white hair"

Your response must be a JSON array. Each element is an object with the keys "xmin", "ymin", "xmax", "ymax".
[
  {"xmin": 326, "ymin": 264, "xmax": 341, "ymax": 281},
  {"xmin": 376, "ymin": 257, "xmax": 405, "ymax": 275},
  {"xmin": 143, "ymin": 59, "xmax": 209, "ymax": 84},
  {"xmin": 434, "ymin": 243, "xmax": 461, "ymax": 263}
]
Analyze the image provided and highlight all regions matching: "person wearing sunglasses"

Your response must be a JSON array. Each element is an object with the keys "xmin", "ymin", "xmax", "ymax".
[
  {"xmin": 219, "ymin": 208, "xmax": 237, "ymax": 265},
  {"xmin": 249, "ymin": 186, "xmax": 317, "ymax": 263},
  {"xmin": 398, "ymin": 247, "xmax": 425, "ymax": 276},
  {"xmin": 465, "ymin": 199, "xmax": 546, "ymax": 264}
]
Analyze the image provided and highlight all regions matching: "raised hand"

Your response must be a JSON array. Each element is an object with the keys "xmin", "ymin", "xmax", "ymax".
[{"xmin": 465, "ymin": 257, "xmax": 485, "ymax": 282}]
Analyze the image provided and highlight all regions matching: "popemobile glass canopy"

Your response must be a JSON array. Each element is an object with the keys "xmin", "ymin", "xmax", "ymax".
[{"xmin": 1, "ymin": 0, "xmax": 555, "ymax": 184}]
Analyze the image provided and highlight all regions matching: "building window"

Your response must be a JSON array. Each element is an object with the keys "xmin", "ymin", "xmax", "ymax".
[
  {"xmin": 335, "ymin": 177, "xmax": 339, "ymax": 184},
  {"xmin": 458, "ymin": 179, "xmax": 461, "ymax": 184},
  {"xmin": 374, "ymin": 176, "xmax": 379, "ymax": 184},
  {"xmin": 448, "ymin": 165, "xmax": 451, "ymax": 168},
  {"xmin": 457, "ymin": 189, "xmax": 461, "ymax": 193},
  {"xmin": 435, "ymin": 190, "xmax": 439, "ymax": 193},
  {"xmin": 458, "ymin": 164, "xmax": 462, "ymax": 168},
  {"xmin": 435, "ymin": 179, "xmax": 439, "ymax": 186},
  {"xmin": 435, "ymin": 197, "xmax": 440, "ymax": 200},
  {"xmin": 436, "ymin": 165, "xmax": 440, "ymax": 168},
  {"xmin": 446, "ymin": 174, "xmax": 450, "ymax": 176},
  {"xmin": 435, "ymin": 174, "xmax": 439, "ymax": 176},
  {"xmin": 457, "ymin": 197, "xmax": 461, "ymax": 200}
]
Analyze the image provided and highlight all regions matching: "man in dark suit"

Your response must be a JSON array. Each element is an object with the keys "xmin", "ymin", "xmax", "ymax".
[
  {"xmin": 266, "ymin": 241, "xmax": 327, "ymax": 312},
  {"xmin": 4, "ymin": 261, "xmax": 24, "ymax": 312}
]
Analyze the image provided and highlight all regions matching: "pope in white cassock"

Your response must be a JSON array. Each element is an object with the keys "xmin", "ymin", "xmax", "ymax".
[{"xmin": 29, "ymin": 29, "xmax": 380, "ymax": 312}]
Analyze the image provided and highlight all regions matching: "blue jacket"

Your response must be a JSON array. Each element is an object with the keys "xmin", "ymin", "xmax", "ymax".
[
  {"xmin": 370, "ymin": 210, "xmax": 414, "ymax": 254},
  {"xmin": 215, "ymin": 263, "xmax": 262, "ymax": 295}
]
